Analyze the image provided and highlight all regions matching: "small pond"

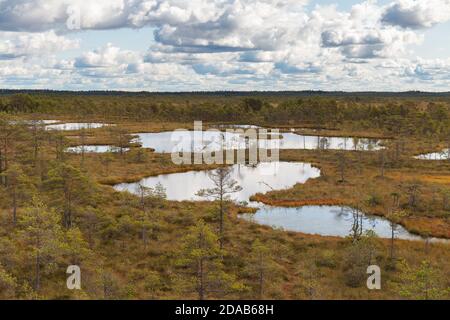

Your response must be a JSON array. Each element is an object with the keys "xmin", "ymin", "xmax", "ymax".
[
  {"xmin": 133, "ymin": 130, "xmax": 384, "ymax": 153},
  {"xmin": 45, "ymin": 123, "xmax": 113, "ymax": 131},
  {"xmin": 66, "ymin": 145, "xmax": 129, "ymax": 153},
  {"xmin": 239, "ymin": 205, "xmax": 423, "ymax": 240},
  {"xmin": 35, "ymin": 120, "xmax": 61, "ymax": 125},
  {"xmin": 133, "ymin": 130, "xmax": 246, "ymax": 153},
  {"xmin": 415, "ymin": 149, "xmax": 449, "ymax": 160},
  {"xmin": 9, "ymin": 119, "xmax": 60, "ymax": 125},
  {"xmin": 113, "ymin": 162, "xmax": 447, "ymax": 243},
  {"xmin": 211, "ymin": 124, "xmax": 262, "ymax": 129},
  {"xmin": 275, "ymin": 133, "xmax": 382, "ymax": 151},
  {"xmin": 114, "ymin": 161, "xmax": 321, "ymax": 203}
]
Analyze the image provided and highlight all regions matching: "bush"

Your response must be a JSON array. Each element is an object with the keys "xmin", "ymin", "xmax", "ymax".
[
  {"xmin": 315, "ymin": 250, "xmax": 337, "ymax": 268},
  {"xmin": 343, "ymin": 265, "xmax": 367, "ymax": 288},
  {"xmin": 128, "ymin": 148, "xmax": 148, "ymax": 163},
  {"xmin": 366, "ymin": 194, "xmax": 382, "ymax": 207},
  {"xmin": 342, "ymin": 233, "xmax": 378, "ymax": 288}
]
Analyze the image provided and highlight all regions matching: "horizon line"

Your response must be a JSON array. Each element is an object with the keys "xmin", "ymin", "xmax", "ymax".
[{"xmin": 1, "ymin": 89, "xmax": 450, "ymax": 95}]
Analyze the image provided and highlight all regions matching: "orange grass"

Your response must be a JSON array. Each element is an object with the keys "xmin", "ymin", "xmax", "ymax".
[{"xmin": 249, "ymin": 194, "xmax": 347, "ymax": 207}]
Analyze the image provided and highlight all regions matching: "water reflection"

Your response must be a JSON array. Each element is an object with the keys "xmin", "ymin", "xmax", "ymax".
[
  {"xmin": 133, "ymin": 130, "xmax": 248, "ymax": 153},
  {"xmin": 239, "ymin": 206, "xmax": 422, "ymax": 240},
  {"xmin": 114, "ymin": 162, "xmax": 321, "ymax": 202},
  {"xmin": 66, "ymin": 145, "xmax": 128, "ymax": 153},
  {"xmin": 45, "ymin": 123, "xmax": 113, "ymax": 131},
  {"xmin": 9, "ymin": 119, "xmax": 60, "ymax": 125},
  {"xmin": 113, "ymin": 161, "xmax": 447, "ymax": 242},
  {"xmin": 415, "ymin": 149, "xmax": 449, "ymax": 160},
  {"xmin": 276, "ymin": 133, "xmax": 382, "ymax": 151},
  {"xmin": 212, "ymin": 124, "xmax": 261, "ymax": 129},
  {"xmin": 133, "ymin": 130, "xmax": 384, "ymax": 153}
]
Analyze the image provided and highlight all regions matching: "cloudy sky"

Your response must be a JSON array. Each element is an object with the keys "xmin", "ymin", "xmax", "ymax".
[{"xmin": 0, "ymin": 0, "xmax": 449, "ymax": 91}]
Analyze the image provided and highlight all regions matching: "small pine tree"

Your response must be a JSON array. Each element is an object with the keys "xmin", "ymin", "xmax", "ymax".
[
  {"xmin": 3, "ymin": 164, "xmax": 36, "ymax": 226},
  {"xmin": 0, "ymin": 264, "xmax": 17, "ymax": 299},
  {"xmin": 44, "ymin": 163, "xmax": 93, "ymax": 228},
  {"xmin": 244, "ymin": 239, "xmax": 280, "ymax": 299},
  {"xmin": 343, "ymin": 231, "xmax": 379, "ymax": 288},
  {"xmin": 175, "ymin": 220, "xmax": 242, "ymax": 300},
  {"xmin": 395, "ymin": 260, "xmax": 450, "ymax": 300},
  {"xmin": 197, "ymin": 167, "xmax": 242, "ymax": 249},
  {"xmin": 18, "ymin": 197, "xmax": 65, "ymax": 294}
]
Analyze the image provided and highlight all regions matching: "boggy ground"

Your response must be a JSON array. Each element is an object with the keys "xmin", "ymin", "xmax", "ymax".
[
  {"xmin": 64, "ymin": 120, "xmax": 449, "ymax": 238},
  {"xmin": 1, "ymin": 116, "xmax": 449, "ymax": 299},
  {"xmin": 254, "ymin": 149, "xmax": 450, "ymax": 239}
]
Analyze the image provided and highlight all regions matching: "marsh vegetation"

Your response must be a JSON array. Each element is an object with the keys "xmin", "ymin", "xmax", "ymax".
[{"xmin": 0, "ymin": 92, "xmax": 449, "ymax": 300}]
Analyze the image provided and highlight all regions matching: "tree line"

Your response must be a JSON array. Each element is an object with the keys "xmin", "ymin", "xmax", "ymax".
[{"xmin": 1, "ymin": 94, "xmax": 449, "ymax": 139}]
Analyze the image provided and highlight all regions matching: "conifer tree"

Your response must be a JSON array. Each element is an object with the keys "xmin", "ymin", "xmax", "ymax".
[
  {"xmin": 197, "ymin": 167, "xmax": 242, "ymax": 249},
  {"xmin": 3, "ymin": 164, "xmax": 36, "ymax": 226},
  {"xmin": 244, "ymin": 239, "xmax": 280, "ymax": 299},
  {"xmin": 18, "ymin": 197, "xmax": 64, "ymax": 294},
  {"xmin": 176, "ymin": 220, "xmax": 242, "ymax": 300}
]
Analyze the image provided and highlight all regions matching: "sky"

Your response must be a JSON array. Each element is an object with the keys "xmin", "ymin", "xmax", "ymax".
[{"xmin": 0, "ymin": 0, "xmax": 449, "ymax": 92}]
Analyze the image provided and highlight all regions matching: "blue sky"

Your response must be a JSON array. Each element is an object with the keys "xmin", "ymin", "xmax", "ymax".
[
  {"xmin": 64, "ymin": 28, "xmax": 154, "ymax": 57},
  {"xmin": 1, "ymin": 0, "xmax": 450, "ymax": 91}
]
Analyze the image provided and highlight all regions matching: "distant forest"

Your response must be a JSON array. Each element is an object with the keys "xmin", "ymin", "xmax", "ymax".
[
  {"xmin": 1, "ymin": 91, "xmax": 449, "ymax": 139},
  {"xmin": 1, "ymin": 89, "xmax": 450, "ymax": 98}
]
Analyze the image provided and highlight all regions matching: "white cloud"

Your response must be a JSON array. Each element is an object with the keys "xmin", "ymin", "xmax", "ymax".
[
  {"xmin": 382, "ymin": 0, "xmax": 450, "ymax": 29},
  {"xmin": 0, "ymin": 31, "xmax": 79, "ymax": 60},
  {"xmin": 0, "ymin": 0, "xmax": 133, "ymax": 31},
  {"xmin": 0, "ymin": 0, "xmax": 449, "ymax": 91},
  {"xmin": 74, "ymin": 43, "xmax": 140, "ymax": 68},
  {"xmin": 317, "ymin": 2, "xmax": 423, "ymax": 60}
]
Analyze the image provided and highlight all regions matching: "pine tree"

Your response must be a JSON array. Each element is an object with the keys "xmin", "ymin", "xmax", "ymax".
[
  {"xmin": 0, "ymin": 263, "xmax": 17, "ymax": 299},
  {"xmin": 64, "ymin": 227, "xmax": 94, "ymax": 266},
  {"xmin": 0, "ymin": 116, "xmax": 22, "ymax": 186},
  {"xmin": 244, "ymin": 239, "xmax": 280, "ymax": 299},
  {"xmin": 343, "ymin": 231, "xmax": 379, "ymax": 288},
  {"xmin": 63, "ymin": 227, "xmax": 102, "ymax": 299},
  {"xmin": 3, "ymin": 164, "xmax": 36, "ymax": 226},
  {"xmin": 175, "ymin": 220, "xmax": 242, "ymax": 300},
  {"xmin": 197, "ymin": 167, "xmax": 242, "ymax": 249},
  {"xmin": 135, "ymin": 182, "xmax": 166, "ymax": 247},
  {"xmin": 18, "ymin": 197, "xmax": 64, "ymax": 294},
  {"xmin": 386, "ymin": 209, "xmax": 407, "ymax": 262},
  {"xmin": 395, "ymin": 260, "xmax": 450, "ymax": 300},
  {"xmin": 44, "ymin": 163, "xmax": 93, "ymax": 228}
]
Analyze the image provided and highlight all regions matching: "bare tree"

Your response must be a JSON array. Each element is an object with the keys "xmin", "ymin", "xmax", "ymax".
[
  {"xmin": 406, "ymin": 183, "xmax": 421, "ymax": 209},
  {"xmin": 386, "ymin": 209, "xmax": 407, "ymax": 261},
  {"xmin": 391, "ymin": 192, "xmax": 400, "ymax": 208},
  {"xmin": 29, "ymin": 120, "xmax": 45, "ymax": 166},
  {"xmin": 110, "ymin": 127, "xmax": 128, "ymax": 157},
  {"xmin": 443, "ymin": 190, "xmax": 450, "ymax": 211},
  {"xmin": 349, "ymin": 206, "xmax": 364, "ymax": 242},
  {"xmin": 446, "ymin": 130, "xmax": 450, "ymax": 162},
  {"xmin": 135, "ymin": 182, "xmax": 166, "ymax": 247},
  {"xmin": 79, "ymin": 128, "xmax": 87, "ymax": 168},
  {"xmin": 3, "ymin": 164, "xmax": 34, "ymax": 226},
  {"xmin": 394, "ymin": 140, "xmax": 401, "ymax": 163},
  {"xmin": 137, "ymin": 183, "xmax": 151, "ymax": 247},
  {"xmin": 337, "ymin": 152, "xmax": 347, "ymax": 183},
  {"xmin": 0, "ymin": 118, "xmax": 18, "ymax": 186},
  {"xmin": 53, "ymin": 133, "xmax": 67, "ymax": 162},
  {"xmin": 197, "ymin": 167, "xmax": 242, "ymax": 249},
  {"xmin": 379, "ymin": 149, "xmax": 386, "ymax": 178}
]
